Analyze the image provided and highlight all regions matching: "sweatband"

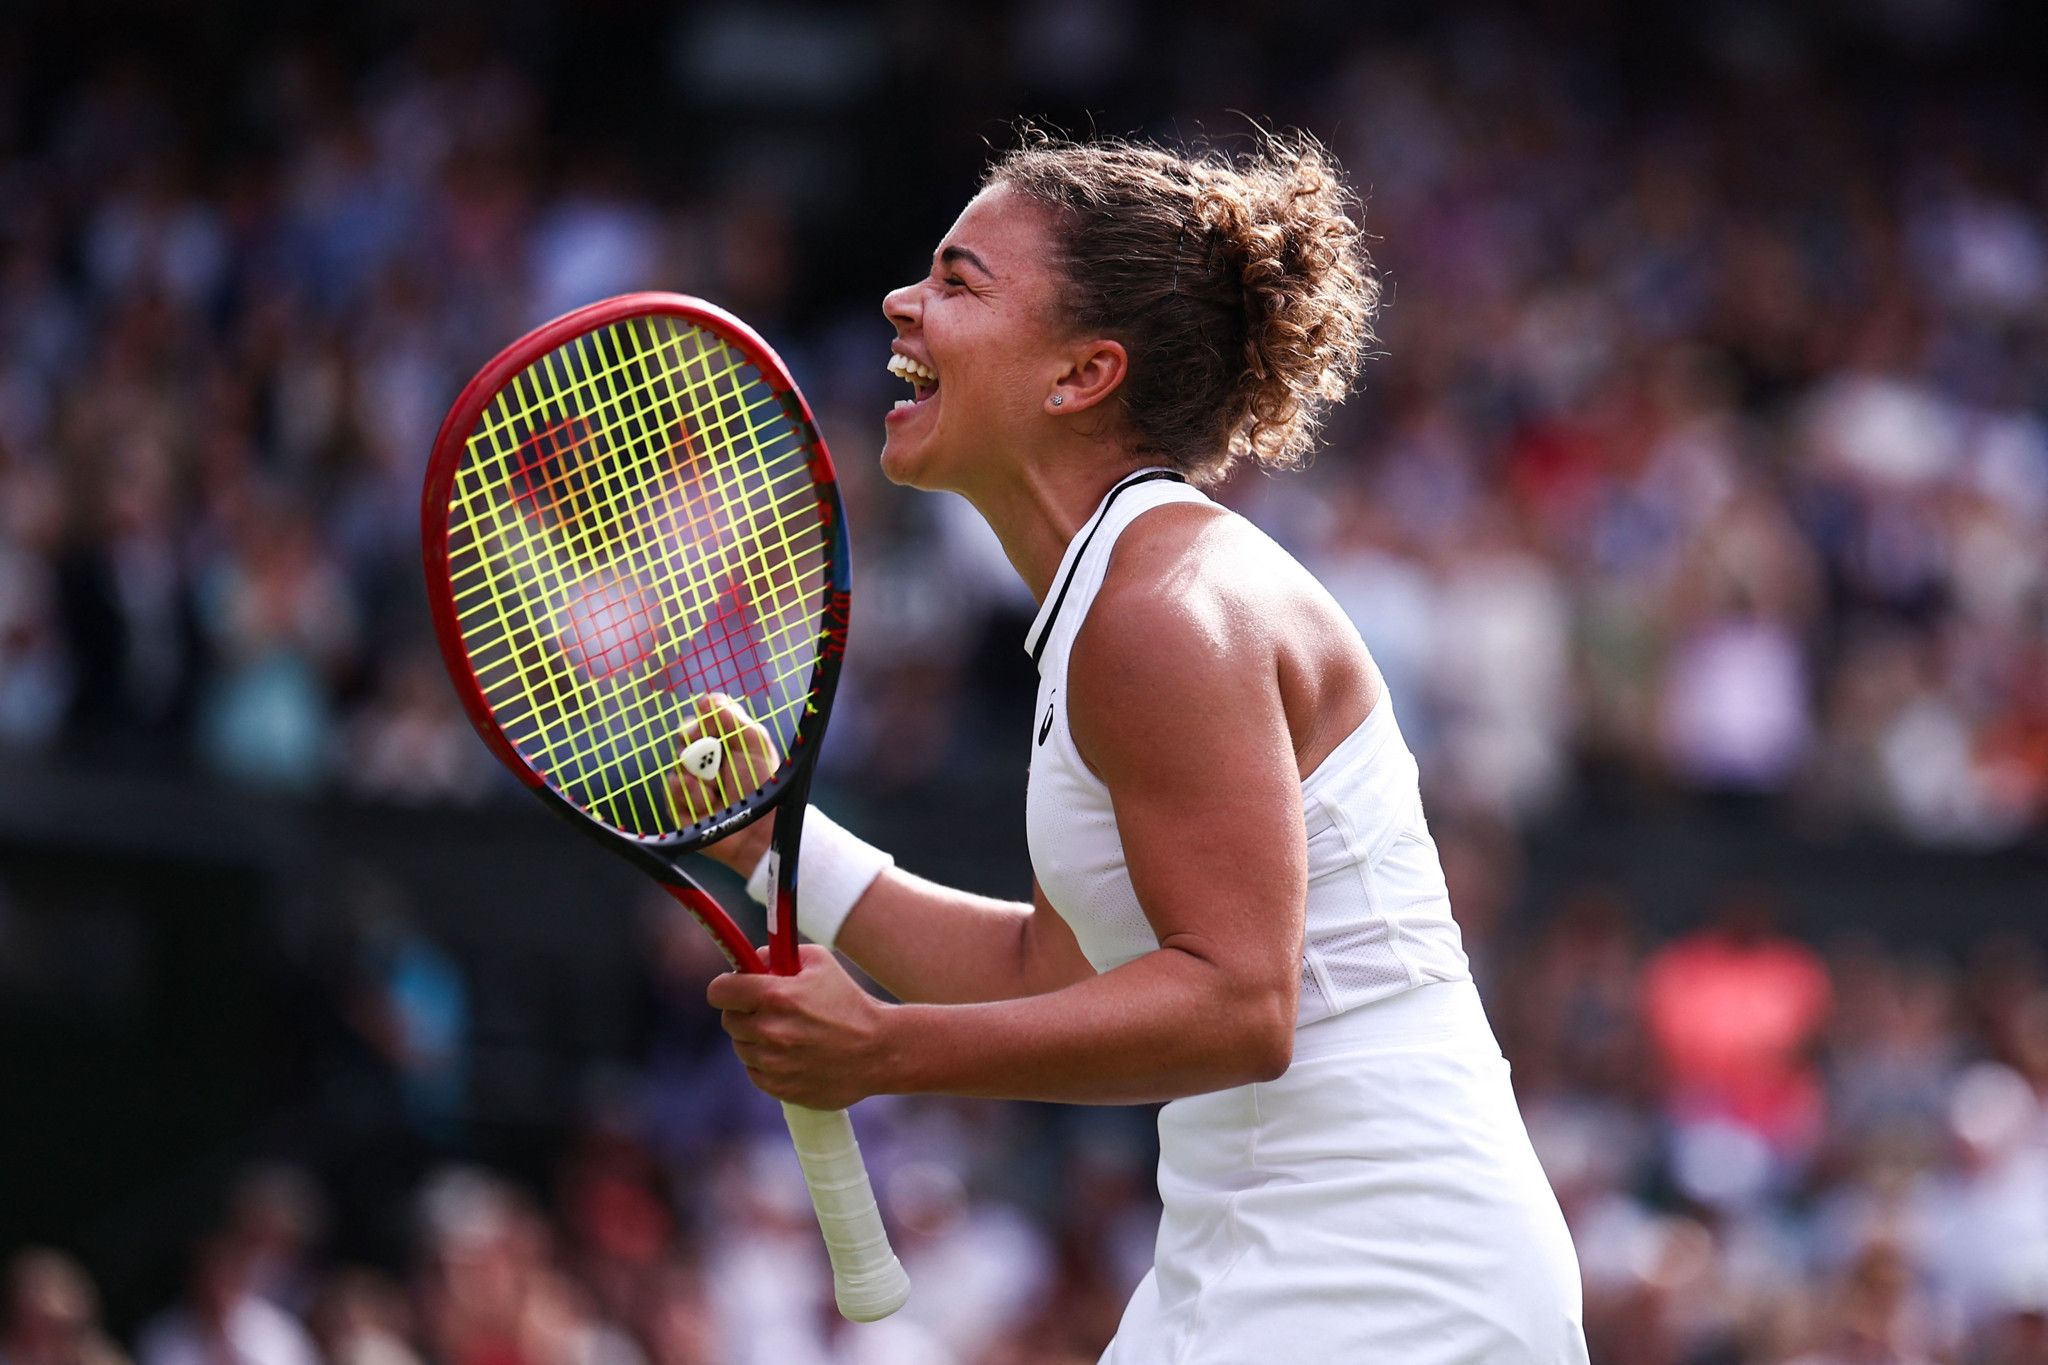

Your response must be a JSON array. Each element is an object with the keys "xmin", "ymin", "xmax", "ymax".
[{"xmin": 745, "ymin": 807, "xmax": 894, "ymax": 948}]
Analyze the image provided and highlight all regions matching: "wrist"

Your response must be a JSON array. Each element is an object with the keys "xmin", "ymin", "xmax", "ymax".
[{"xmin": 744, "ymin": 807, "xmax": 894, "ymax": 947}]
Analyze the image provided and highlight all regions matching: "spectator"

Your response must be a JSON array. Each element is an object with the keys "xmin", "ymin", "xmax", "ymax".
[
  {"xmin": 414, "ymin": 1168, "xmax": 643, "ymax": 1365},
  {"xmin": 223, "ymin": 1165, "xmax": 327, "ymax": 1317},
  {"xmin": 305, "ymin": 1271, "xmax": 421, "ymax": 1365},
  {"xmin": 1785, "ymin": 1242, "xmax": 1944, "ymax": 1365},
  {"xmin": 1641, "ymin": 889, "xmax": 1832, "ymax": 1205},
  {"xmin": 135, "ymin": 1236, "xmax": 320, "ymax": 1365},
  {"xmin": 0, "ymin": 1252, "xmax": 127, "ymax": 1365}
]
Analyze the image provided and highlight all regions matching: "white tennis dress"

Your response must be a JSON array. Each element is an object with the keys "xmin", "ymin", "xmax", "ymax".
[{"xmin": 1024, "ymin": 469, "xmax": 1589, "ymax": 1364}]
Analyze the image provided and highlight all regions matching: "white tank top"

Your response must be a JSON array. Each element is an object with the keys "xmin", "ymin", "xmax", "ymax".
[{"xmin": 1023, "ymin": 469, "xmax": 1472, "ymax": 1026}]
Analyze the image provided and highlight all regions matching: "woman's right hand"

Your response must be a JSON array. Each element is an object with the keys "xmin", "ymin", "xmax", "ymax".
[{"xmin": 670, "ymin": 693, "xmax": 782, "ymax": 876}]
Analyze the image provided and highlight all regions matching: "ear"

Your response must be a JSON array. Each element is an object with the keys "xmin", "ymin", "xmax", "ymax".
[{"xmin": 1047, "ymin": 338, "xmax": 1127, "ymax": 416}]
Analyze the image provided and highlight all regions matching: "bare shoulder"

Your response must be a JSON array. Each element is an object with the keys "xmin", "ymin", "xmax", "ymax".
[
  {"xmin": 1064, "ymin": 505, "xmax": 1286, "ymax": 802},
  {"xmin": 1072, "ymin": 500, "xmax": 1379, "ymax": 780},
  {"xmin": 1087, "ymin": 501, "xmax": 1339, "ymax": 661},
  {"xmin": 1079, "ymin": 506, "xmax": 1259, "ymax": 672},
  {"xmin": 1065, "ymin": 505, "xmax": 1291, "ymax": 769},
  {"xmin": 1094, "ymin": 502, "xmax": 1303, "ymax": 630}
]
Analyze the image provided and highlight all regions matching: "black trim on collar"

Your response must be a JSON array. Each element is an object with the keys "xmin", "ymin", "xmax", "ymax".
[{"xmin": 1028, "ymin": 469, "xmax": 1187, "ymax": 669}]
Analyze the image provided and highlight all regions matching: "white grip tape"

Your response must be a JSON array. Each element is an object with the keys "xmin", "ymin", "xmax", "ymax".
[
  {"xmin": 781, "ymin": 1102, "xmax": 911, "ymax": 1322},
  {"xmin": 746, "ymin": 808, "xmax": 894, "ymax": 948}
]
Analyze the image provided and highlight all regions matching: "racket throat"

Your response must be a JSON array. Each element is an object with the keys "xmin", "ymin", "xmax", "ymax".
[
  {"xmin": 763, "ymin": 848, "xmax": 784, "ymax": 939},
  {"xmin": 765, "ymin": 843, "xmax": 803, "ymax": 975},
  {"xmin": 765, "ymin": 769, "xmax": 814, "ymax": 975}
]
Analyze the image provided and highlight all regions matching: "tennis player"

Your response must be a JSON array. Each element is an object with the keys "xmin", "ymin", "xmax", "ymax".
[{"xmin": 693, "ymin": 133, "xmax": 1589, "ymax": 1362}]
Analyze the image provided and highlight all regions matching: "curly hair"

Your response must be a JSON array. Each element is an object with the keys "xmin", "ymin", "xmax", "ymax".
[{"xmin": 985, "ymin": 130, "xmax": 1380, "ymax": 483}]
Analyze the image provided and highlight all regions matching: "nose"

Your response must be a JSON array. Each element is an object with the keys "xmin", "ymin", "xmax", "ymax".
[{"xmin": 882, "ymin": 279, "xmax": 920, "ymax": 333}]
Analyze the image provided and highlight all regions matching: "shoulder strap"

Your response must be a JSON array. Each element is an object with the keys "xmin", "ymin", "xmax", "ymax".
[{"xmin": 1024, "ymin": 469, "xmax": 1187, "ymax": 668}]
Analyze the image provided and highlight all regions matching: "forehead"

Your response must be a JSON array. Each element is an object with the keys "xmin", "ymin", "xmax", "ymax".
[{"xmin": 937, "ymin": 183, "xmax": 1057, "ymax": 270}]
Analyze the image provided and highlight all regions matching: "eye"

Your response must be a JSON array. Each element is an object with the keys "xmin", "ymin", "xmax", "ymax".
[{"xmin": 941, "ymin": 275, "xmax": 968, "ymax": 290}]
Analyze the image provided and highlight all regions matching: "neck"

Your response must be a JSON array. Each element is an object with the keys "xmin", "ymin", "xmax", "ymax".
[{"xmin": 963, "ymin": 450, "xmax": 1156, "ymax": 603}]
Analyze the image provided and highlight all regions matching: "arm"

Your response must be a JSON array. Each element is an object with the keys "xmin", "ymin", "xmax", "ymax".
[
  {"xmin": 813, "ymin": 867, "xmax": 1097, "ymax": 1004},
  {"xmin": 688, "ymin": 700, "xmax": 1096, "ymax": 1004},
  {"xmin": 710, "ymin": 557, "xmax": 1309, "ymax": 1107}
]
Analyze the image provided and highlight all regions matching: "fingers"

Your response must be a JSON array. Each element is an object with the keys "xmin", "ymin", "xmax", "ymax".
[
  {"xmin": 705, "ymin": 966, "xmax": 770, "ymax": 1012},
  {"xmin": 666, "ymin": 692, "xmax": 782, "ymax": 824},
  {"xmin": 712, "ymin": 971, "xmax": 773, "ymax": 1065},
  {"xmin": 718, "ymin": 984, "xmax": 783, "ymax": 1091},
  {"xmin": 707, "ymin": 944, "xmax": 870, "ymax": 1108}
]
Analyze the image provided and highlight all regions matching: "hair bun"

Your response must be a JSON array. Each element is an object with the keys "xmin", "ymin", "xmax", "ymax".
[
  {"xmin": 989, "ymin": 130, "xmax": 1378, "ymax": 480},
  {"xmin": 1199, "ymin": 137, "xmax": 1376, "ymax": 467}
]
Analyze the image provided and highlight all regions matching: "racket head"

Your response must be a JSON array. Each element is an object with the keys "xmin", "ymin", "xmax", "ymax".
[{"xmin": 421, "ymin": 293, "xmax": 851, "ymax": 864}]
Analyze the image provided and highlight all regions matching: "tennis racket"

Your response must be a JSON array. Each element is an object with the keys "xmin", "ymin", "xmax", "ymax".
[{"xmin": 420, "ymin": 292, "xmax": 909, "ymax": 1322}]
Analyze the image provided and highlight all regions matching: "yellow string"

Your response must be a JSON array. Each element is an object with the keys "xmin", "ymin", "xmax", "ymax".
[
  {"xmin": 439, "ymin": 312, "xmax": 829, "ymax": 836},
  {"xmin": 666, "ymin": 322, "xmax": 786, "ymax": 799},
  {"xmin": 479, "ymin": 321, "xmax": 815, "ymax": 834}
]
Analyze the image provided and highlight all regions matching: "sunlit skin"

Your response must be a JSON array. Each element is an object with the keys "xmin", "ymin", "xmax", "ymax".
[{"xmin": 674, "ymin": 184, "xmax": 1382, "ymax": 1113}]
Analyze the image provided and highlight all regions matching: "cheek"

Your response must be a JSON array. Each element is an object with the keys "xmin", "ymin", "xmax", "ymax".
[
  {"xmin": 945, "ymin": 337, "xmax": 1039, "ymax": 422},
  {"xmin": 938, "ymin": 300, "xmax": 1038, "ymax": 391},
  {"xmin": 937, "ymin": 368, "xmax": 1030, "ymax": 452}
]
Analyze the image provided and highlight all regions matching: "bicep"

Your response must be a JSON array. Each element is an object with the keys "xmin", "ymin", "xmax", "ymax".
[{"xmin": 1069, "ymin": 608, "xmax": 1308, "ymax": 996}]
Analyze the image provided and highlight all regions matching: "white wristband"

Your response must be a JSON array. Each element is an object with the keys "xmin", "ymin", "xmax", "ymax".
[{"xmin": 745, "ymin": 808, "xmax": 894, "ymax": 948}]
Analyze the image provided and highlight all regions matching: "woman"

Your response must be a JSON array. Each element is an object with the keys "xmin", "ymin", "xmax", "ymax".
[{"xmin": 692, "ymin": 134, "xmax": 1589, "ymax": 1362}]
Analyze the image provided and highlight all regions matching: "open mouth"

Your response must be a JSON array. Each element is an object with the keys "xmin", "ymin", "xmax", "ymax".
[{"xmin": 887, "ymin": 353, "xmax": 939, "ymax": 410}]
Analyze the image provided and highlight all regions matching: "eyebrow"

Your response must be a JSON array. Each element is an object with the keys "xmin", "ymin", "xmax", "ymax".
[{"xmin": 939, "ymin": 245, "xmax": 994, "ymax": 278}]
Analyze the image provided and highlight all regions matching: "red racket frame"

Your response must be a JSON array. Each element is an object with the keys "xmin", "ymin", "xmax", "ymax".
[{"xmin": 420, "ymin": 292, "xmax": 852, "ymax": 976}]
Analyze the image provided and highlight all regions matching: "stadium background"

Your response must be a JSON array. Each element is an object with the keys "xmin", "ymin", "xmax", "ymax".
[{"xmin": 3, "ymin": 1, "xmax": 2047, "ymax": 1361}]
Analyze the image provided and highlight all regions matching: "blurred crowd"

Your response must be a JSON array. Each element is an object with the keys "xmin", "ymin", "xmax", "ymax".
[
  {"xmin": 4, "ymin": 3, "xmax": 2048, "ymax": 1365},
  {"xmin": 11, "ymin": 880, "xmax": 2048, "ymax": 1364},
  {"xmin": 1504, "ymin": 890, "xmax": 2048, "ymax": 1364},
  {"xmin": 0, "ymin": 5, "xmax": 2044, "ymax": 842}
]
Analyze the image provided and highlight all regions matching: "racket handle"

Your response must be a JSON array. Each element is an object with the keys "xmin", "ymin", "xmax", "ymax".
[{"xmin": 780, "ymin": 1102, "xmax": 911, "ymax": 1322}]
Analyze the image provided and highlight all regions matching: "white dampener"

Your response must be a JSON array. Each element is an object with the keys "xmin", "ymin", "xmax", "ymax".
[
  {"xmin": 781, "ymin": 1102, "xmax": 912, "ymax": 1320},
  {"xmin": 746, "ymin": 807, "xmax": 894, "ymax": 947},
  {"xmin": 679, "ymin": 735, "xmax": 724, "ymax": 781}
]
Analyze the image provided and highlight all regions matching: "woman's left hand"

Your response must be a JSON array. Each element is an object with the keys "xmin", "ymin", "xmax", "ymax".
[{"xmin": 707, "ymin": 944, "xmax": 897, "ymax": 1110}]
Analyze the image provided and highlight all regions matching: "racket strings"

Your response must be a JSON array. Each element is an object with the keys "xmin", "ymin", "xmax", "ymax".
[
  {"xmin": 471, "ymin": 328, "xmax": 817, "ymax": 829},
  {"xmin": 480, "ymin": 332, "xmax": 748, "ymax": 598},
  {"xmin": 442, "ymin": 313, "xmax": 829, "ymax": 837},
  {"xmin": 448, "ymin": 343, "xmax": 745, "ymax": 609},
  {"xmin": 508, "ymin": 415, "xmax": 605, "ymax": 532}
]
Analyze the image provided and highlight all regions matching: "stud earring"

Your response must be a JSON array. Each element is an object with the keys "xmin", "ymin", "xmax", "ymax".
[{"xmin": 1051, "ymin": 395, "xmax": 1065, "ymax": 407}]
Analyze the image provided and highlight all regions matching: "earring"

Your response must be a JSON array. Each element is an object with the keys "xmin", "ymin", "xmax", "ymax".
[{"xmin": 1051, "ymin": 395, "xmax": 1065, "ymax": 407}]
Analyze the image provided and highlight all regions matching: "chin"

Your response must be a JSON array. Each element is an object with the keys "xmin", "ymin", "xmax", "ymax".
[
  {"xmin": 877, "ymin": 432, "xmax": 921, "ymax": 487},
  {"xmin": 879, "ymin": 427, "xmax": 951, "ymax": 491}
]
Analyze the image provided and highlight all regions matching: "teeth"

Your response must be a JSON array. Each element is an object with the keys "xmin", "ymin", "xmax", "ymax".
[{"xmin": 887, "ymin": 354, "xmax": 938, "ymax": 385}]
